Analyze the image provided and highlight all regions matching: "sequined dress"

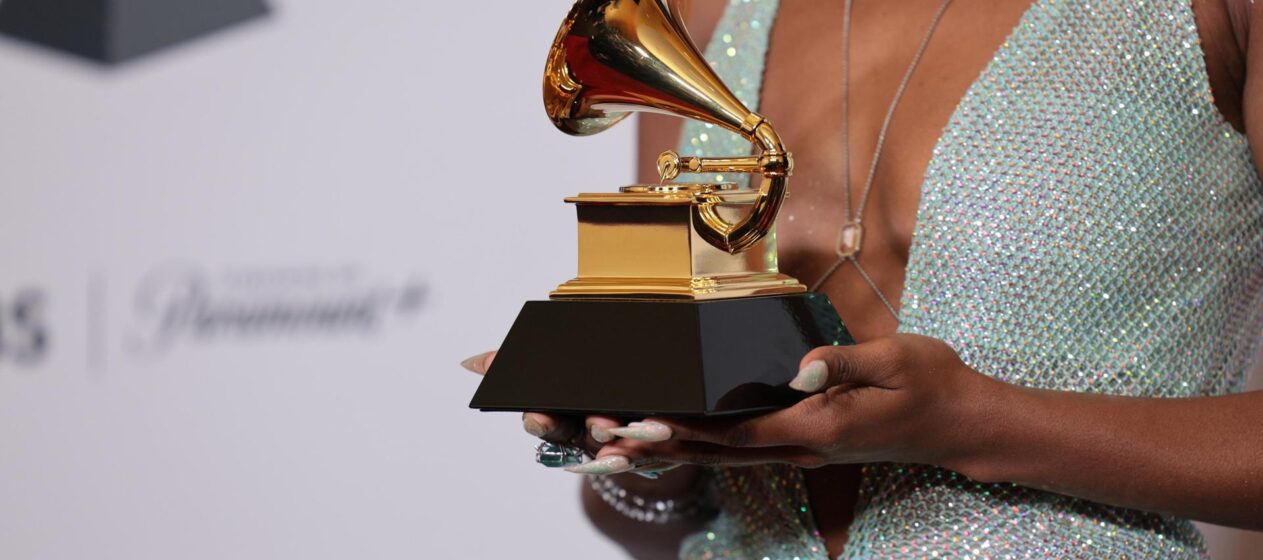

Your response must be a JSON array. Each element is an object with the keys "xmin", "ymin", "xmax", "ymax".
[{"xmin": 674, "ymin": 1, "xmax": 1263, "ymax": 558}]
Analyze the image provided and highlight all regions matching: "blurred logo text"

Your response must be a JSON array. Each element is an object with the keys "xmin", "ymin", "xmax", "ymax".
[
  {"xmin": 0, "ymin": 288, "xmax": 48, "ymax": 368},
  {"xmin": 126, "ymin": 265, "xmax": 426, "ymax": 355}
]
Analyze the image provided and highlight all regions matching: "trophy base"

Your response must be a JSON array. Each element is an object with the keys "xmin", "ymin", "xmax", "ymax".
[{"xmin": 468, "ymin": 292, "xmax": 853, "ymax": 417}]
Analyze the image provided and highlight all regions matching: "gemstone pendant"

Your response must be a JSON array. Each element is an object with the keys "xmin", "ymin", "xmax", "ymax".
[{"xmin": 835, "ymin": 221, "xmax": 863, "ymax": 258}]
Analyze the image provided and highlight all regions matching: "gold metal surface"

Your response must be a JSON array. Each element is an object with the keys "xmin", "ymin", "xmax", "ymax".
[
  {"xmin": 619, "ymin": 183, "xmax": 738, "ymax": 194},
  {"xmin": 544, "ymin": 0, "xmax": 794, "ymax": 255},
  {"xmin": 551, "ymin": 273, "xmax": 805, "ymax": 300},
  {"xmin": 550, "ymin": 190, "xmax": 807, "ymax": 300},
  {"xmin": 565, "ymin": 186, "xmax": 757, "ymax": 206}
]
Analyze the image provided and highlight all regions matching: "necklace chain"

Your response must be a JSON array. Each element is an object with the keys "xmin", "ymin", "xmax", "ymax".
[{"xmin": 809, "ymin": 0, "xmax": 956, "ymax": 323}]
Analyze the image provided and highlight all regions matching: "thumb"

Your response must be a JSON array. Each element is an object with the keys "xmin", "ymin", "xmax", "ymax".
[
  {"xmin": 459, "ymin": 350, "xmax": 497, "ymax": 375},
  {"xmin": 790, "ymin": 344, "xmax": 883, "ymax": 393}
]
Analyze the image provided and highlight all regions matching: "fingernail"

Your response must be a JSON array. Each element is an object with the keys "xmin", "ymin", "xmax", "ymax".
[
  {"xmin": 565, "ymin": 455, "xmax": 632, "ymax": 475},
  {"xmin": 523, "ymin": 416, "xmax": 548, "ymax": 438},
  {"xmin": 590, "ymin": 424, "xmax": 614, "ymax": 443},
  {"xmin": 789, "ymin": 360, "xmax": 829, "ymax": 392},
  {"xmin": 607, "ymin": 421, "xmax": 672, "ymax": 442},
  {"xmin": 460, "ymin": 351, "xmax": 494, "ymax": 374},
  {"xmin": 633, "ymin": 470, "xmax": 661, "ymax": 480}
]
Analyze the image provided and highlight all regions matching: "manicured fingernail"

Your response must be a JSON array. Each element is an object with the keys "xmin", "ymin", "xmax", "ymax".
[
  {"xmin": 459, "ymin": 351, "xmax": 494, "ymax": 374},
  {"xmin": 789, "ymin": 360, "xmax": 829, "ymax": 392},
  {"xmin": 608, "ymin": 421, "xmax": 672, "ymax": 442},
  {"xmin": 565, "ymin": 455, "xmax": 632, "ymax": 475},
  {"xmin": 523, "ymin": 416, "xmax": 548, "ymax": 438},
  {"xmin": 590, "ymin": 424, "xmax": 614, "ymax": 443},
  {"xmin": 633, "ymin": 470, "xmax": 661, "ymax": 480}
]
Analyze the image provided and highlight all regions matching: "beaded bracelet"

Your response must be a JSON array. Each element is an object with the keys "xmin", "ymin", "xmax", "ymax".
[{"xmin": 588, "ymin": 473, "xmax": 714, "ymax": 524}]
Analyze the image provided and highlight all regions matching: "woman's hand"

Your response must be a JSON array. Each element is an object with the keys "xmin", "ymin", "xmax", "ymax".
[
  {"xmin": 579, "ymin": 334, "xmax": 1000, "ymax": 474},
  {"xmin": 461, "ymin": 350, "xmax": 625, "ymax": 462},
  {"xmin": 462, "ymin": 350, "xmax": 715, "ymax": 558},
  {"xmin": 462, "ymin": 350, "xmax": 681, "ymax": 475}
]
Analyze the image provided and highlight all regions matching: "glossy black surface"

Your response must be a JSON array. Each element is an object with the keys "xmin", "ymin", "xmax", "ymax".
[{"xmin": 469, "ymin": 293, "xmax": 853, "ymax": 417}]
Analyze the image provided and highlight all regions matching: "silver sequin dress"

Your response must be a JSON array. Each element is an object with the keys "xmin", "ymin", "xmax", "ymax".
[{"xmin": 675, "ymin": 1, "xmax": 1263, "ymax": 558}]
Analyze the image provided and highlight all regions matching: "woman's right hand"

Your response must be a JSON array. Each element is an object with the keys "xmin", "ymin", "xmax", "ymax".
[
  {"xmin": 460, "ymin": 350, "xmax": 631, "ymax": 467},
  {"xmin": 462, "ymin": 350, "xmax": 713, "ymax": 557}
]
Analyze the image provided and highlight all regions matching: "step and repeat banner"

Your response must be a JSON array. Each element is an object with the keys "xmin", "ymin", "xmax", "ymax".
[
  {"xmin": 1, "ymin": 1, "xmax": 1260, "ymax": 559},
  {"xmin": 0, "ymin": 1, "xmax": 627, "ymax": 558}
]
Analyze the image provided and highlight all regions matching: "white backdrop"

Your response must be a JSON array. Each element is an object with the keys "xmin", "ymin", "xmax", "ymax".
[
  {"xmin": 0, "ymin": 0, "xmax": 625, "ymax": 558},
  {"xmin": 2, "ymin": 1, "xmax": 1261, "ymax": 559}
]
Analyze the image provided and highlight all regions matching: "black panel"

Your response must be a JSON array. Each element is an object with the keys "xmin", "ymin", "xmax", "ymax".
[
  {"xmin": 0, "ymin": 0, "xmax": 107, "ymax": 61},
  {"xmin": 470, "ymin": 299, "xmax": 708, "ymax": 416},
  {"xmin": 0, "ymin": 0, "xmax": 268, "ymax": 64},
  {"xmin": 697, "ymin": 293, "xmax": 851, "ymax": 412},
  {"xmin": 110, "ymin": 0, "xmax": 268, "ymax": 62},
  {"xmin": 469, "ymin": 293, "xmax": 853, "ymax": 417}
]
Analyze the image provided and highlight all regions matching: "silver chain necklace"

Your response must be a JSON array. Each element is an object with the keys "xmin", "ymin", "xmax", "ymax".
[{"xmin": 808, "ymin": 0, "xmax": 956, "ymax": 322}]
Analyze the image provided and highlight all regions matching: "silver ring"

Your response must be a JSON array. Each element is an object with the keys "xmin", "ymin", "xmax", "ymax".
[{"xmin": 535, "ymin": 442, "xmax": 590, "ymax": 468}]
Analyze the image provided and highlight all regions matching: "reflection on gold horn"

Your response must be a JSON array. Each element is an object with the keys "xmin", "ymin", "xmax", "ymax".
[{"xmin": 544, "ymin": 0, "xmax": 792, "ymax": 254}]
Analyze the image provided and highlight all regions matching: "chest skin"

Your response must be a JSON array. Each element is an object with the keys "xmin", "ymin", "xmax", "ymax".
[
  {"xmin": 761, "ymin": 0, "xmax": 1035, "ymax": 342},
  {"xmin": 637, "ymin": 1, "xmax": 1250, "ymax": 556}
]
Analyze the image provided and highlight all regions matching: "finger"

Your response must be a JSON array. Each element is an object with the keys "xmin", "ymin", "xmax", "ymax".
[
  {"xmin": 569, "ymin": 416, "xmax": 623, "ymax": 457},
  {"xmin": 566, "ymin": 450, "xmax": 681, "ymax": 475},
  {"xmin": 586, "ymin": 416, "xmax": 622, "ymax": 444},
  {"xmin": 459, "ymin": 350, "xmax": 497, "ymax": 375},
  {"xmin": 792, "ymin": 342, "xmax": 893, "ymax": 393},
  {"xmin": 522, "ymin": 411, "xmax": 583, "ymax": 444},
  {"xmin": 565, "ymin": 454, "xmax": 634, "ymax": 474},
  {"xmin": 605, "ymin": 420, "xmax": 672, "ymax": 442},
  {"xmin": 647, "ymin": 403, "xmax": 825, "ymax": 448},
  {"xmin": 629, "ymin": 462, "xmax": 680, "ymax": 477},
  {"xmin": 593, "ymin": 439, "xmax": 819, "ymax": 469}
]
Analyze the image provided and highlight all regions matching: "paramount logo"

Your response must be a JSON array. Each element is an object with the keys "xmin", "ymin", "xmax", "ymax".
[{"xmin": 126, "ymin": 264, "xmax": 427, "ymax": 355}]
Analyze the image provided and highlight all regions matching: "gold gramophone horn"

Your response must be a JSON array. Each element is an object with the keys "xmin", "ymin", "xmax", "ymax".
[{"xmin": 544, "ymin": 0, "xmax": 792, "ymax": 254}]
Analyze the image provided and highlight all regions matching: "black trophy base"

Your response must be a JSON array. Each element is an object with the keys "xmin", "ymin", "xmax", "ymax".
[{"xmin": 469, "ymin": 292, "xmax": 853, "ymax": 417}]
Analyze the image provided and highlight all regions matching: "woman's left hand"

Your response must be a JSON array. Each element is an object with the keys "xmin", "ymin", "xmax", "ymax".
[{"xmin": 573, "ymin": 333, "xmax": 1001, "ymax": 474}]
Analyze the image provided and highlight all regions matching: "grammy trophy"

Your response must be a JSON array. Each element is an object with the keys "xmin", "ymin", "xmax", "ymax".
[{"xmin": 469, "ymin": 0, "xmax": 853, "ymax": 416}]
